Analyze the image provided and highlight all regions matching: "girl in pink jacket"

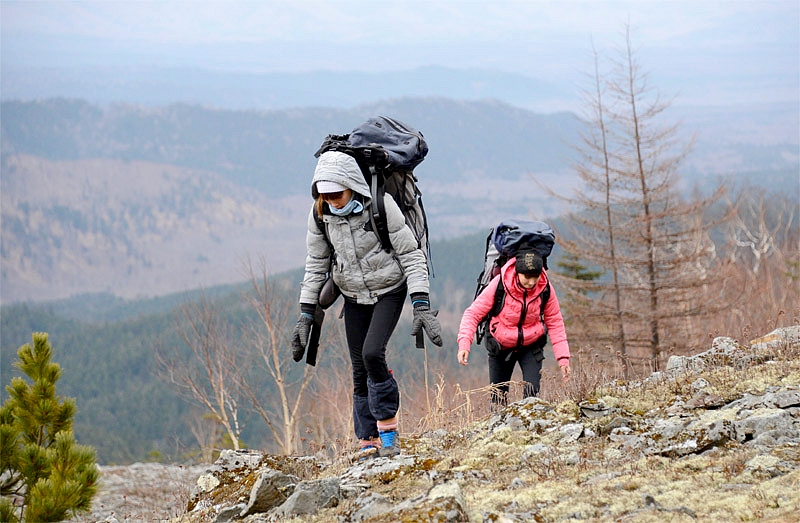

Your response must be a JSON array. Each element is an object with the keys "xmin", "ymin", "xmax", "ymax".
[{"xmin": 457, "ymin": 250, "xmax": 572, "ymax": 405}]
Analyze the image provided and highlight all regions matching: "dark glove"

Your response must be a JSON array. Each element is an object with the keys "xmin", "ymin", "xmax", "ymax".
[
  {"xmin": 291, "ymin": 304, "xmax": 316, "ymax": 362},
  {"xmin": 410, "ymin": 293, "xmax": 443, "ymax": 347}
]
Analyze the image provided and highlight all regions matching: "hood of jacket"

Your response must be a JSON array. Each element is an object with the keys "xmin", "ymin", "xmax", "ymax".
[{"xmin": 311, "ymin": 151, "xmax": 371, "ymax": 201}]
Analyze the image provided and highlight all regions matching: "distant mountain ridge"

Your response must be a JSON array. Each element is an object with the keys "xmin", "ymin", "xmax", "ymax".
[
  {"xmin": 1, "ymin": 97, "xmax": 797, "ymax": 305},
  {"xmin": 1, "ymin": 65, "xmax": 569, "ymax": 113},
  {"xmin": 0, "ymin": 97, "xmax": 582, "ymax": 193}
]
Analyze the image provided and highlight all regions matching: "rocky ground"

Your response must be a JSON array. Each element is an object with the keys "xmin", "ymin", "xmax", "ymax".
[
  {"xmin": 72, "ymin": 326, "xmax": 800, "ymax": 522},
  {"xmin": 67, "ymin": 462, "xmax": 206, "ymax": 522}
]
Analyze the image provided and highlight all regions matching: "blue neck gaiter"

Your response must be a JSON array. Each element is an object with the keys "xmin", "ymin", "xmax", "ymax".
[{"xmin": 328, "ymin": 197, "xmax": 364, "ymax": 216}]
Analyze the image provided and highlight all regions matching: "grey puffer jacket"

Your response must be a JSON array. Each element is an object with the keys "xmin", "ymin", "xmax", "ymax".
[{"xmin": 299, "ymin": 151, "xmax": 429, "ymax": 305}]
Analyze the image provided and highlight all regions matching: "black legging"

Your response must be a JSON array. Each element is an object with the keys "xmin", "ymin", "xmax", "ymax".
[
  {"xmin": 343, "ymin": 285, "xmax": 406, "ymax": 396},
  {"xmin": 488, "ymin": 341, "xmax": 545, "ymax": 405}
]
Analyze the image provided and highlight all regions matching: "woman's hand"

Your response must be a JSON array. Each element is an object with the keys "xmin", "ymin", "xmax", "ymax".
[
  {"xmin": 560, "ymin": 362, "xmax": 572, "ymax": 382},
  {"xmin": 457, "ymin": 348, "xmax": 470, "ymax": 366}
]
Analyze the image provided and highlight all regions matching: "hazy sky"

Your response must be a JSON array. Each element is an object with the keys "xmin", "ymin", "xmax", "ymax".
[{"xmin": 2, "ymin": 0, "xmax": 798, "ymax": 105}]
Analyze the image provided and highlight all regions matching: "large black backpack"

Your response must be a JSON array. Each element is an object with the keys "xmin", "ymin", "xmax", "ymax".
[
  {"xmin": 474, "ymin": 219, "xmax": 556, "ymax": 345},
  {"xmin": 313, "ymin": 116, "xmax": 432, "ymax": 274}
]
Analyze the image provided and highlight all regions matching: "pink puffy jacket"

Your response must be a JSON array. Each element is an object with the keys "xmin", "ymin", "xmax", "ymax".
[{"xmin": 457, "ymin": 257, "xmax": 571, "ymax": 363}]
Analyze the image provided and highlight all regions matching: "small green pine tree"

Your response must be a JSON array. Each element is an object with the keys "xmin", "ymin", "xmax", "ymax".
[
  {"xmin": 556, "ymin": 252, "xmax": 604, "ymax": 289},
  {"xmin": 0, "ymin": 332, "xmax": 99, "ymax": 522}
]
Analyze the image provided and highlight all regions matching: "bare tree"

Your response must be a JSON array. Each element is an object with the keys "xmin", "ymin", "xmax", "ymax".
[
  {"xmin": 550, "ymin": 27, "xmax": 731, "ymax": 371},
  {"xmin": 715, "ymin": 187, "xmax": 799, "ymax": 334},
  {"xmin": 236, "ymin": 256, "xmax": 341, "ymax": 455},
  {"xmin": 545, "ymin": 42, "xmax": 631, "ymax": 374},
  {"xmin": 186, "ymin": 408, "xmax": 223, "ymax": 463},
  {"xmin": 154, "ymin": 294, "xmax": 244, "ymax": 451},
  {"xmin": 728, "ymin": 186, "xmax": 797, "ymax": 275},
  {"xmin": 153, "ymin": 253, "xmax": 356, "ymax": 457},
  {"xmin": 608, "ymin": 28, "xmax": 732, "ymax": 366}
]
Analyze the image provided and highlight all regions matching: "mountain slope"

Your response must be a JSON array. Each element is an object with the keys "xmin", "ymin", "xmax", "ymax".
[
  {"xmin": 1, "ymin": 154, "xmax": 307, "ymax": 301},
  {"xmin": 1, "ymin": 97, "xmax": 797, "ymax": 304}
]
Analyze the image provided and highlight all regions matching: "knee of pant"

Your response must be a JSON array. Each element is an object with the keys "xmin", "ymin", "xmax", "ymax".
[{"xmin": 362, "ymin": 345, "xmax": 384, "ymax": 367}]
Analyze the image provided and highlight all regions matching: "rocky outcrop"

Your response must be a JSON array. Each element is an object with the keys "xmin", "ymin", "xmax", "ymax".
[{"xmin": 167, "ymin": 326, "xmax": 800, "ymax": 522}]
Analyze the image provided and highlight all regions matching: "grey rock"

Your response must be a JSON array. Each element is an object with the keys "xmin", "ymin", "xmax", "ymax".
[
  {"xmin": 750, "ymin": 326, "xmax": 800, "ymax": 350},
  {"xmin": 214, "ymin": 504, "xmax": 246, "ymax": 523},
  {"xmin": 734, "ymin": 408, "xmax": 794, "ymax": 443},
  {"xmin": 350, "ymin": 491, "xmax": 394, "ymax": 521},
  {"xmin": 763, "ymin": 390, "xmax": 800, "ymax": 409},
  {"xmin": 666, "ymin": 354, "xmax": 705, "ymax": 374},
  {"xmin": 750, "ymin": 427, "xmax": 800, "ymax": 446},
  {"xmin": 685, "ymin": 392, "xmax": 726, "ymax": 410},
  {"xmin": 745, "ymin": 454, "xmax": 783, "ymax": 478},
  {"xmin": 240, "ymin": 468, "xmax": 299, "ymax": 517},
  {"xmin": 651, "ymin": 419, "xmax": 687, "ymax": 441},
  {"xmin": 579, "ymin": 399, "xmax": 612, "ymax": 418},
  {"xmin": 216, "ymin": 449, "xmax": 264, "ymax": 472},
  {"xmin": 560, "ymin": 423, "xmax": 584, "ymax": 441},
  {"xmin": 272, "ymin": 477, "xmax": 340, "ymax": 517},
  {"xmin": 340, "ymin": 453, "xmax": 416, "ymax": 483},
  {"xmin": 601, "ymin": 417, "xmax": 633, "ymax": 436}
]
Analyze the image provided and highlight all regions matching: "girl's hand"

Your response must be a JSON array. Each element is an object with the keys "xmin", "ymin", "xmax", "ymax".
[
  {"xmin": 560, "ymin": 363, "xmax": 572, "ymax": 382},
  {"xmin": 457, "ymin": 348, "xmax": 470, "ymax": 366}
]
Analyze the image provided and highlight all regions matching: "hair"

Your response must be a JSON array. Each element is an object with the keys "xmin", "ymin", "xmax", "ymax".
[{"xmin": 315, "ymin": 195, "xmax": 325, "ymax": 218}]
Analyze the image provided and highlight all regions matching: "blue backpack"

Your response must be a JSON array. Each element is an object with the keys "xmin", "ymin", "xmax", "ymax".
[{"xmin": 474, "ymin": 219, "xmax": 555, "ymax": 345}]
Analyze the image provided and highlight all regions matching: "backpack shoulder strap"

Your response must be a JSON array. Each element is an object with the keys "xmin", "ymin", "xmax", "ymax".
[
  {"xmin": 539, "ymin": 280, "xmax": 551, "ymax": 335},
  {"xmin": 370, "ymin": 175, "xmax": 392, "ymax": 253},
  {"xmin": 488, "ymin": 277, "xmax": 506, "ymax": 320}
]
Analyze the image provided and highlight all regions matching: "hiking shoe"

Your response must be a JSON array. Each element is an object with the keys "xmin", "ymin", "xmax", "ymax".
[
  {"xmin": 378, "ymin": 430, "xmax": 400, "ymax": 457},
  {"xmin": 351, "ymin": 445, "xmax": 379, "ymax": 463}
]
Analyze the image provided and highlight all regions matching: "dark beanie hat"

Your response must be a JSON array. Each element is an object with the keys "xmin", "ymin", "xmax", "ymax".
[{"xmin": 516, "ymin": 250, "xmax": 543, "ymax": 276}]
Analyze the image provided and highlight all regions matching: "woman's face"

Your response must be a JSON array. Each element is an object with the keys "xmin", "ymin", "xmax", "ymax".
[
  {"xmin": 517, "ymin": 272, "xmax": 540, "ymax": 289},
  {"xmin": 321, "ymin": 188, "xmax": 353, "ymax": 209}
]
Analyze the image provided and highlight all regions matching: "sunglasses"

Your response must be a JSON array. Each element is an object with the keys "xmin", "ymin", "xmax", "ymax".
[{"xmin": 321, "ymin": 191, "xmax": 345, "ymax": 201}]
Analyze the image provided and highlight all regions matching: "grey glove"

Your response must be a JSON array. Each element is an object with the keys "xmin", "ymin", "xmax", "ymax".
[
  {"xmin": 291, "ymin": 306, "xmax": 316, "ymax": 362},
  {"xmin": 410, "ymin": 293, "xmax": 443, "ymax": 347}
]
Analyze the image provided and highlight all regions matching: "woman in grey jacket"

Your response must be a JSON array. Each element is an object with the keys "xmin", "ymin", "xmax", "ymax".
[{"xmin": 291, "ymin": 151, "xmax": 442, "ymax": 459}]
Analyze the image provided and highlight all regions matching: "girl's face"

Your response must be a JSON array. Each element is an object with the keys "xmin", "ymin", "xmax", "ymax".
[
  {"xmin": 321, "ymin": 188, "xmax": 353, "ymax": 209},
  {"xmin": 517, "ymin": 272, "xmax": 540, "ymax": 289}
]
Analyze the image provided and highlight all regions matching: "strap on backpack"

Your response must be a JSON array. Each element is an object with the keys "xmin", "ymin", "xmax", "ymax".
[
  {"xmin": 539, "ymin": 281, "xmax": 550, "ymax": 337},
  {"xmin": 369, "ymin": 169, "xmax": 392, "ymax": 253}
]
